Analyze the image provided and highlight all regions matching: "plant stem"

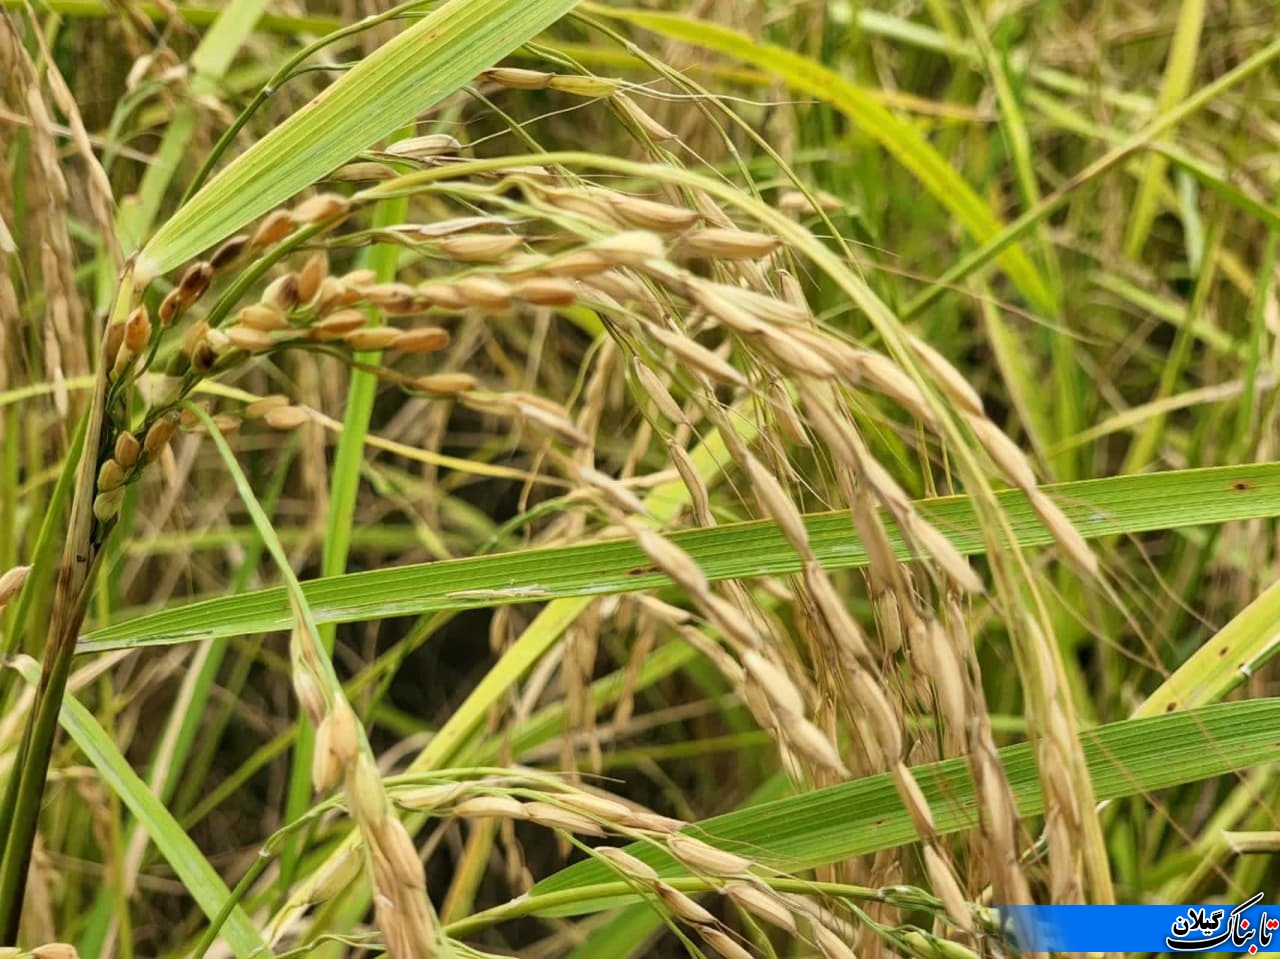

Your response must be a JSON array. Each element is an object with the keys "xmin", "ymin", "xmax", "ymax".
[{"xmin": 0, "ymin": 273, "xmax": 127, "ymax": 942}]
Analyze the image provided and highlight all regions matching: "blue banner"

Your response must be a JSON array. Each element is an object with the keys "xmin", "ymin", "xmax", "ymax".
[{"xmin": 1000, "ymin": 895, "xmax": 1280, "ymax": 953}]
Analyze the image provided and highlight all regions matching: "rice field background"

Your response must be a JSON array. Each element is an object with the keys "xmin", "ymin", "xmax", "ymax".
[{"xmin": 0, "ymin": 1, "xmax": 1278, "ymax": 957}]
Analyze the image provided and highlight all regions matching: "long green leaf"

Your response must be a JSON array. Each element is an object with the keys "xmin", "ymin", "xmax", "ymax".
[
  {"xmin": 80, "ymin": 463, "xmax": 1280, "ymax": 654},
  {"xmin": 519, "ymin": 698, "xmax": 1280, "ymax": 916},
  {"xmin": 4, "ymin": 659, "xmax": 268, "ymax": 958},
  {"xmin": 1122, "ymin": 0, "xmax": 1206, "ymax": 258},
  {"xmin": 137, "ymin": 0, "xmax": 580, "ymax": 278},
  {"xmin": 1135, "ymin": 577, "xmax": 1280, "ymax": 718}
]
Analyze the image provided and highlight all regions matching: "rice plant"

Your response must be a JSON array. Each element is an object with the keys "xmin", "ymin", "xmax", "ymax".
[{"xmin": 0, "ymin": 1, "xmax": 1277, "ymax": 957}]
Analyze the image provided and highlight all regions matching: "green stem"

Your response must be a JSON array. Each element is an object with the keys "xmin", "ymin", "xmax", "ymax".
[{"xmin": 0, "ymin": 273, "xmax": 130, "ymax": 941}]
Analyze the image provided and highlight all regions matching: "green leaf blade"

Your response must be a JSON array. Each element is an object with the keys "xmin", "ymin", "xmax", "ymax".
[
  {"xmin": 138, "ymin": 0, "xmax": 580, "ymax": 277},
  {"xmin": 525, "ymin": 698, "xmax": 1280, "ymax": 914},
  {"xmin": 79, "ymin": 463, "xmax": 1280, "ymax": 653}
]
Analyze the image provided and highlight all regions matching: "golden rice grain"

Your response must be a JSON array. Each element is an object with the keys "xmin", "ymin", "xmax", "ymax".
[
  {"xmin": 292, "ymin": 192, "xmax": 351, "ymax": 225},
  {"xmin": 557, "ymin": 792, "xmax": 632, "ymax": 822},
  {"xmin": 905, "ymin": 515, "xmax": 983, "ymax": 594},
  {"xmin": 96, "ymin": 458, "xmax": 125, "ymax": 492},
  {"xmin": 595, "ymin": 230, "xmax": 666, "ymax": 267},
  {"xmin": 296, "ymin": 251, "xmax": 329, "ymax": 304},
  {"xmin": 262, "ymin": 273, "xmax": 300, "ymax": 313},
  {"xmin": 655, "ymin": 883, "xmax": 716, "ymax": 926},
  {"xmin": 922, "ymin": 844, "xmax": 974, "ymax": 931},
  {"xmin": 1029, "ymin": 490, "xmax": 1099, "ymax": 576},
  {"xmin": 114, "ymin": 431, "xmax": 140, "ymax": 469},
  {"xmin": 123, "ymin": 305, "xmax": 151, "ymax": 353},
  {"xmin": 236, "ymin": 304, "xmax": 289, "ymax": 332},
  {"xmin": 329, "ymin": 162, "xmax": 395, "ymax": 182},
  {"xmin": 723, "ymin": 285, "xmax": 812, "ymax": 325},
  {"xmin": 453, "ymin": 795, "xmax": 528, "ymax": 820},
  {"xmin": 416, "ymin": 282, "xmax": 468, "ymax": 310},
  {"xmin": 251, "ymin": 209, "xmax": 294, "ymax": 248},
  {"xmin": 455, "ymin": 275, "xmax": 513, "ymax": 309},
  {"xmin": 395, "ymin": 782, "xmax": 469, "ymax": 810},
  {"xmin": 226, "ymin": 326, "xmax": 275, "ymax": 353},
  {"xmin": 346, "ymin": 753, "xmax": 388, "ymax": 828},
  {"xmin": 682, "ymin": 228, "xmax": 779, "ymax": 260},
  {"xmin": 966, "ymin": 415, "xmax": 1037, "ymax": 490},
  {"xmin": 311, "ymin": 710, "xmax": 345, "ymax": 793},
  {"xmin": 438, "ymin": 233, "xmax": 525, "ymax": 262},
  {"xmin": 609, "ymin": 194, "xmax": 699, "ymax": 231},
  {"xmin": 30, "ymin": 944, "xmax": 78, "ymax": 959},
  {"xmin": 802, "ymin": 563, "xmax": 872, "ymax": 666},
  {"xmin": 93, "ymin": 488, "xmax": 125, "ymax": 522},
  {"xmin": 391, "ymin": 326, "xmax": 450, "ymax": 354},
  {"xmin": 743, "ymin": 455, "xmax": 810, "ymax": 551},
  {"xmin": 726, "ymin": 883, "xmax": 797, "ymax": 932},
  {"xmin": 632, "ymin": 359, "xmax": 686, "ymax": 424},
  {"xmin": 373, "ymin": 815, "xmax": 424, "ymax": 889},
  {"xmin": 157, "ymin": 289, "xmax": 182, "ymax": 326},
  {"xmin": 851, "ymin": 670, "xmax": 902, "ymax": 761},
  {"xmin": 626, "ymin": 522, "xmax": 709, "ymax": 599},
  {"xmin": 690, "ymin": 282, "xmax": 769, "ymax": 336},
  {"xmin": 759, "ymin": 330, "xmax": 838, "ymax": 379},
  {"xmin": 363, "ymin": 281, "xmax": 420, "ymax": 313},
  {"xmin": 616, "ymin": 809, "xmax": 686, "ymax": 833},
  {"xmin": 311, "ymin": 276, "xmax": 346, "ymax": 314},
  {"xmin": 596, "ymin": 845, "xmax": 659, "ymax": 881},
  {"xmin": 786, "ymin": 716, "xmax": 848, "ymax": 775},
  {"xmin": 0, "ymin": 565, "xmax": 31, "ymax": 609},
  {"xmin": 290, "ymin": 668, "xmax": 326, "ymax": 727},
  {"xmin": 648, "ymin": 326, "xmax": 747, "ymax": 388},
  {"xmin": 666, "ymin": 834, "xmax": 752, "ymax": 875},
  {"xmin": 542, "ymin": 250, "xmax": 612, "ymax": 278},
  {"xmin": 412, "ymin": 372, "xmax": 478, "ymax": 396},
  {"xmin": 778, "ymin": 188, "xmax": 843, "ymax": 215},
  {"xmin": 384, "ymin": 133, "xmax": 462, "ymax": 158},
  {"xmin": 699, "ymin": 927, "xmax": 754, "ymax": 959},
  {"xmin": 615, "ymin": 94, "xmax": 678, "ymax": 141},
  {"xmin": 512, "ymin": 276, "xmax": 577, "ymax": 307},
  {"xmin": 890, "ymin": 763, "xmax": 935, "ymax": 835},
  {"xmin": 814, "ymin": 924, "xmax": 858, "ymax": 959},
  {"xmin": 578, "ymin": 465, "xmax": 647, "ymax": 515},
  {"xmin": 908, "ymin": 334, "xmax": 983, "ymax": 415},
  {"xmin": 741, "ymin": 652, "xmax": 804, "ymax": 718},
  {"xmin": 668, "ymin": 442, "xmax": 713, "ymax": 526},
  {"xmin": 505, "ymin": 393, "xmax": 588, "ymax": 446},
  {"xmin": 312, "ymin": 310, "xmax": 366, "ymax": 339},
  {"xmin": 264, "ymin": 406, "xmax": 312, "ymax": 431},
  {"xmin": 143, "ymin": 416, "xmax": 176, "ymax": 460},
  {"xmin": 852, "ymin": 351, "xmax": 936, "ymax": 423},
  {"xmin": 340, "ymin": 268, "xmax": 377, "ymax": 289},
  {"xmin": 523, "ymin": 801, "xmax": 608, "ymax": 836},
  {"xmin": 484, "ymin": 67, "xmax": 553, "ymax": 89},
  {"xmin": 344, "ymin": 327, "xmax": 401, "ymax": 351}
]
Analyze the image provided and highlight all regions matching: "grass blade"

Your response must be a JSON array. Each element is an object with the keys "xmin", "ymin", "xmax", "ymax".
[
  {"xmin": 81, "ymin": 463, "xmax": 1280, "ymax": 653},
  {"xmin": 137, "ymin": 0, "xmax": 581, "ymax": 278},
  {"xmin": 1135, "ymin": 577, "xmax": 1280, "ymax": 718},
  {"xmin": 1122, "ymin": 0, "xmax": 1207, "ymax": 258},
  {"xmin": 517, "ymin": 698, "xmax": 1280, "ymax": 916},
  {"xmin": 4, "ymin": 658, "xmax": 269, "ymax": 958}
]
